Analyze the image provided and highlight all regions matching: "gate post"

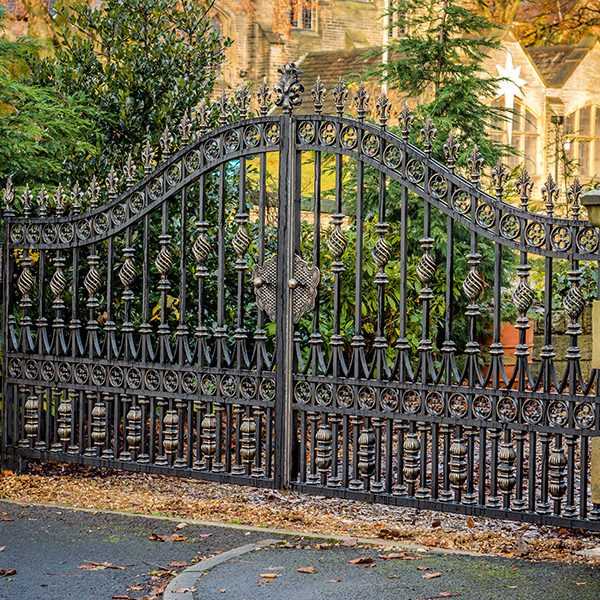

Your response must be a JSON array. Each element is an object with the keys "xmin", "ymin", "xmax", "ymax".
[
  {"xmin": 582, "ymin": 188, "xmax": 600, "ymax": 505},
  {"xmin": 273, "ymin": 64, "xmax": 304, "ymax": 489}
]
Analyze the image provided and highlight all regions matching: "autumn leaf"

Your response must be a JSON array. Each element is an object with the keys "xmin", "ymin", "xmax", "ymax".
[
  {"xmin": 259, "ymin": 572, "xmax": 279, "ymax": 580},
  {"xmin": 348, "ymin": 556, "xmax": 375, "ymax": 565},
  {"xmin": 0, "ymin": 568, "xmax": 16, "ymax": 577},
  {"xmin": 379, "ymin": 552, "xmax": 419, "ymax": 560},
  {"xmin": 297, "ymin": 566, "xmax": 318, "ymax": 574},
  {"xmin": 422, "ymin": 571, "xmax": 442, "ymax": 580},
  {"xmin": 148, "ymin": 532, "xmax": 186, "ymax": 542},
  {"xmin": 466, "ymin": 516, "xmax": 475, "ymax": 528}
]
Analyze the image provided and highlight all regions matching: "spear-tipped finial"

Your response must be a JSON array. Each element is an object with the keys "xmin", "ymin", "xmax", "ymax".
[
  {"xmin": 568, "ymin": 178, "xmax": 583, "ymax": 220},
  {"xmin": 443, "ymin": 134, "xmax": 460, "ymax": 170},
  {"xmin": 311, "ymin": 77, "xmax": 326, "ymax": 115},
  {"xmin": 354, "ymin": 83, "xmax": 370, "ymax": 121},
  {"xmin": 542, "ymin": 173, "xmax": 558, "ymax": 216},
  {"xmin": 257, "ymin": 78, "xmax": 272, "ymax": 117},
  {"xmin": 235, "ymin": 85, "xmax": 251, "ymax": 120},
  {"xmin": 332, "ymin": 77, "xmax": 348, "ymax": 117},
  {"xmin": 274, "ymin": 63, "xmax": 304, "ymax": 114},
  {"xmin": 217, "ymin": 92, "xmax": 229, "ymax": 126},
  {"xmin": 159, "ymin": 124, "xmax": 173, "ymax": 157},
  {"xmin": 420, "ymin": 118, "xmax": 437, "ymax": 156},
  {"xmin": 71, "ymin": 181, "xmax": 83, "ymax": 215},
  {"xmin": 375, "ymin": 94, "xmax": 391, "ymax": 127},
  {"xmin": 124, "ymin": 152, "xmax": 136, "ymax": 186},
  {"xmin": 468, "ymin": 146, "xmax": 484, "ymax": 186},
  {"xmin": 54, "ymin": 184, "xmax": 66, "ymax": 217},
  {"xmin": 106, "ymin": 167, "xmax": 118, "ymax": 199},
  {"xmin": 491, "ymin": 161, "xmax": 509, "ymax": 200},
  {"xmin": 398, "ymin": 101, "xmax": 414, "ymax": 142},
  {"xmin": 3, "ymin": 176, "xmax": 15, "ymax": 216},
  {"xmin": 517, "ymin": 168, "xmax": 533, "ymax": 211}
]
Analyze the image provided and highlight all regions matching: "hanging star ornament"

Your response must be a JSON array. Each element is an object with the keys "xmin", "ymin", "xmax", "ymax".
[{"xmin": 496, "ymin": 52, "xmax": 527, "ymax": 143}]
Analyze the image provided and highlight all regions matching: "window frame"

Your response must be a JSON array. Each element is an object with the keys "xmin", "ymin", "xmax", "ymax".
[{"xmin": 565, "ymin": 104, "xmax": 600, "ymax": 179}]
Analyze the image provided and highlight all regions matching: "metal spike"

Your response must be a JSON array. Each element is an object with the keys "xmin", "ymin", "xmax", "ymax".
[
  {"xmin": 332, "ymin": 78, "xmax": 348, "ymax": 117},
  {"xmin": 491, "ymin": 161, "xmax": 509, "ymax": 200},
  {"xmin": 36, "ymin": 186, "xmax": 49, "ymax": 218},
  {"xmin": 87, "ymin": 176, "xmax": 100, "ymax": 210},
  {"xmin": 312, "ymin": 77, "xmax": 326, "ymax": 115},
  {"xmin": 256, "ymin": 78, "xmax": 272, "ymax": 117},
  {"xmin": 3, "ymin": 176, "xmax": 15, "ymax": 216},
  {"xmin": 354, "ymin": 83, "xmax": 370, "ymax": 121},
  {"xmin": 568, "ymin": 178, "xmax": 583, "ymax": 220},
  {"xmin": 235, "ymin": 85, "xmax": 251, "ymax": 120},
  {"xmin": 178, "ymin": 109, "xmax": 193, "ymax": 143},
  {"xmin": 443, "ymin": 135, "xmax": 460, "ymax": 170},
  {"xmin": 420, "ymin": 118, "xmax": 437, "ymax": 156},
  {"xmin": 141, "ymin": 137, "xmax": 155, "ymax": 173},
  {"xmin": 274, "ymin": 63, "xmax": 304, "ymax": 114},
  {"xmin": 159, "ymin": 125, "xmax": 173, "ymax": 157},
  {"xmin": 398, "ymin": 101, "xmax": 414, "ymax": 142},
  {"xmin": 468, "ymin": 146, "xmax": 484, "ymax": 185},
  {"xmin": 542, "ymin": 174, "xmax": 558, "ymax": 216},
  {"xmin": 375, "ymin": 94, "xmax": 391, "ymax": 127},
  {"xmin": 516, "ymin": 168, "xmax": 533, "ymax": 211}
]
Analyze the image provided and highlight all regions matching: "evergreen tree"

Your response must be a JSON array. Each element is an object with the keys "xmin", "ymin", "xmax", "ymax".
[
  {"xmin": 37, "ymin": 0, "xmax": 228, "ymax": 173},
  {"xmin": 377, "ymin": 0, "xmax": 508, "ymax": 164},
  {"xmin": 0, "ymin": 9, "xmax": 101, "ymax": 187}
]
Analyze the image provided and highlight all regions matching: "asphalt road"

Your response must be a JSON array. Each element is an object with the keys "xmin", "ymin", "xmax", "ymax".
[
  {"xmin": 194, "ymin": 545, "xmax": 600, "ymax": 600},
  {"xmin": 0, "ymin": 501, "xmax": 279, "ymax": 600}
]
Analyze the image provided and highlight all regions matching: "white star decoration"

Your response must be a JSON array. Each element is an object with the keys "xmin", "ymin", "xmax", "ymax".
[{"xmin": 496, "ymin": 53, "xmax": 527, "ymax": 143}]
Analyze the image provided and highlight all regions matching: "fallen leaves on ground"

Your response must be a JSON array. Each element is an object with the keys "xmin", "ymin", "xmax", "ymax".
[
  {"xmin": 79, "ymin": 561, "xmax": 127, "ymax": 571},
  {"xmin": 148, "ymin": 533, "xmax": 186, "ymax": 542},
  {"xmin": 259, "ymin": 572, "xmax": 279, "ymax": 580},
  {"xmin": 422, "ymin": 571, "xmax": 442, "ymax": 579},
  {"xmin": 0, "ymin": 568, "xmax": 16, "ymax": 577},
  {"xmin": 1, "ymin": 464, "xmax": 598, "ymax": 564},
  {"xmin": 379, "ymin": 551, "xmax": 419, "ymax": 560},
  {"xmin": 297, "ymin": 565, "xmax": 318, "ymax": 574}
]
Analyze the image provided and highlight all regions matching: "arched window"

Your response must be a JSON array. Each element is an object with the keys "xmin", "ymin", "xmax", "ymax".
[
  {"xmin": 492, "ymin": 97, "xmax": 539, "ymax": 176},
  {"xmin": 565, "ymin": 105, "xmax": 600, "ymax": 178},
  {"xmin": 290, "ymin": 1, "xmax": 316, "ymax": 30}
]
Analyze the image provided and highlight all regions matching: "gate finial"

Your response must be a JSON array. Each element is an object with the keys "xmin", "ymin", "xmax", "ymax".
[
  {"xmin": 2, "ymin": 175, "xmax": 14, "ymax": 216},
  {"xmin": 542, "ymin": 174, "xmax": 558, "ymax": 216},
  {"xmin": 568, "ymin": 179, "xmax": 583, "ymax": 220},
  {"xmin": 257, "ymin": 78, "xmax": 273, "ymax": 117},
  {"xmin": 274, "ymin": 63, "xmax": 304, "ymax": 114},
  {"xmin": 517, "ymin": 168, "xmax": 533, "ymax": 211}
]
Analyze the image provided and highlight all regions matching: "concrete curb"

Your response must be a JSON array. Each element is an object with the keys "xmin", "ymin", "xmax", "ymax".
[{"xmin": 163, "ymin": 539, "xmax": 281, "ymax": 600}]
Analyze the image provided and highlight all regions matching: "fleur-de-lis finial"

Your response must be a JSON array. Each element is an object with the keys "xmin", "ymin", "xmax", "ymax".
[
  {"xmin": 491, "ymin": 161, "xmax": 509, "ymax": 200},
  {"xmin": 257, "ymin": 78, "xmax": 272, "ymax": 117},
  {"xmin": 37, "ymin": 186, "xmax": 49, "ymax": 217},
  {"xmin": 178, "ymin": 109, "xmax": 193, "ymax": 143},
  {"xmin": 235, "ymin": 85, "xmax": 251, "ymax": 120},
  {"xmin": 568, "ymin": 178, "xmax": 583, "ymax": 220},
  {"xmin": 468, "ymin": 146, "xmax": 484, "ymax": 185},
  {"xmin": 195, "ymin": 100, "xmax": 210, "ymax": 136},
  {"xmin": 332, "ymin": 77, "xmax": 348, "ymax": 117},
  {"xmin": 159, "ymin": 124, "xmax": 173, "ymax": 157},
  {"xmin": 312, "ymin": 76, "xmax": 326, "ymax": 115},
  {"xmin": 398, "ymin": 101, "xmax": 414, "ymax": 142},
  {"xmin": 375, "ymin": 94, "xmax": 391, "ymax": 127},
  {"xmin": 71, "ymin": 181, "xmax": 83, "ymax": 214},
  {"xmin": 517, "ymin": 168, "xmax": 533, "ymax": 211},
  {"xmin": 420, "ymin": 118, "xmax": 437, "ymax": 156},
  {"xmin": 274, "ymin": 63, "xmax": 304, "ymax": 114},
  {"xmin": 217, "ymin": 92, "xmax": 229, "ymax": 126},
  {"xmin": 3, "ymin": 176, "xmax": 14, "ymax": 215},
  {"xmin": 443, "ymin": 134, "xmax": 460, "ymax": 170},
  {"xmin": 124, "ymin": 152, "xmax": 136, "ymax": 186},
  {"xmin": 54, "ymin": 184, "xmax": 66, "ymax": 217},
  {"xmin": 354, "ymin": 83, "xmax": 370, "ymax": 120},
  {"xmin": 542, "ymin": 173, "xmax": 558, "ymax": 216},
  {"xmin": 142, "ymin": 137, "xmax": 154, "ymax": 173},
  {"xmin": 21, "ymin": 184, "xmax": 32, "ymax": 218},
  {"xmin": 88, "ymin": 175, "xmax": 100, "ymax": 209},
  {"xmin": 106, "ymin": 167, "xmax": 118, "ymax": 199}
]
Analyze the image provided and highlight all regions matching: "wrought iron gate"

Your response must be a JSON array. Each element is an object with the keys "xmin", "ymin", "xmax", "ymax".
[{"xmin": 3, "ymin": 64, "xmax": 600, "ymax": 530}]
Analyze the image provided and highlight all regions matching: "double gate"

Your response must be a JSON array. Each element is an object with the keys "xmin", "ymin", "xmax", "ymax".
[{"xmin": 3, "ymin": 64, "xmax": 600, "ymax": 530}]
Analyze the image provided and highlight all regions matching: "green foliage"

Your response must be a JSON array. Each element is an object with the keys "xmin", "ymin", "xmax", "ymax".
[
  {"xmin": 0, "ymin": 12, "xmax": 101, "ymax": 187},
  {"xmin": 376, "ymin": 0, "xmax": 509, "ymax": 165},
  {"xmin": 37, "ymin": 0, "xmax": 227, "ymax": 173}
]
